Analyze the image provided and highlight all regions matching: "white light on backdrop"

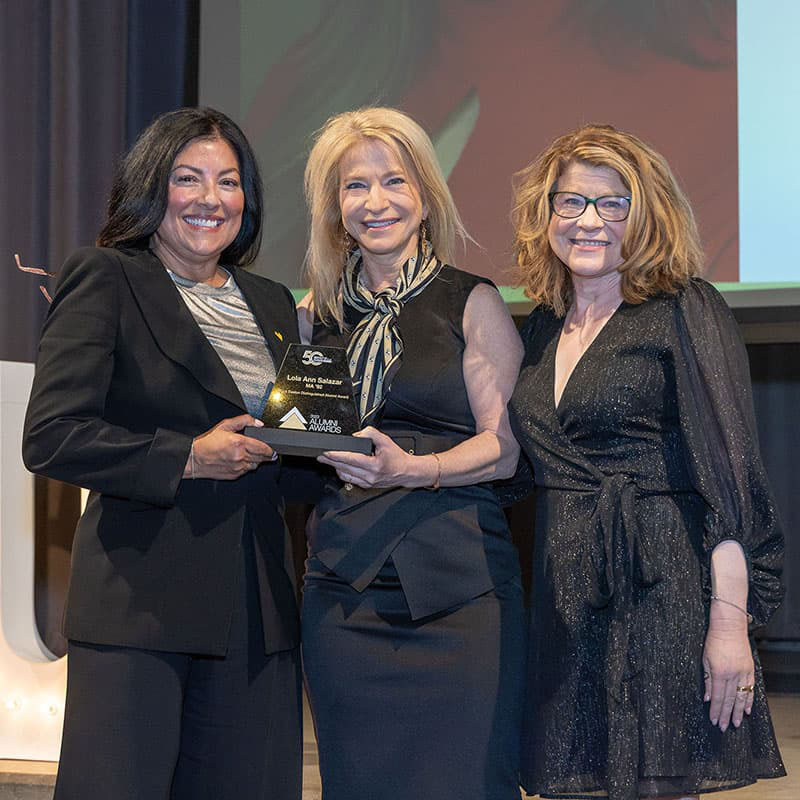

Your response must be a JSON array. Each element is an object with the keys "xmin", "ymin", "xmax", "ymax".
[{"xmin": 0, "ymin": 361, "xmax": 66, "ymax": 761}]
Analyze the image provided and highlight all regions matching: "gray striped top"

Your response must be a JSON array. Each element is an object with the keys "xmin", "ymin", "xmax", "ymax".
[{"xmin": 168, "ymin": 268, "xmax": 276, "ymax": 418}]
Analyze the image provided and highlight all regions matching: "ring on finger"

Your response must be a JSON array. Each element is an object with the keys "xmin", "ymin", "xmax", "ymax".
[{"xmin": 736, "ymin": 684, "xmax": 754, "ymax": 693}]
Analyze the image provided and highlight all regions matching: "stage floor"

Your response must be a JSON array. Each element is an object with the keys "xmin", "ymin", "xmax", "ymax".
[{"xmin": 1, "ymin": 693, "xmax": 797, "ymax": 798}]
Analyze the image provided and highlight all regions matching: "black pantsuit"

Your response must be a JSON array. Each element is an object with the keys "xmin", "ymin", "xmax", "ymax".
[
  {"xmin": 56, "ymin": 530, "xmax": 302, "ymax": 800},
  {"xmin": 23, "ymin": 246, "xmax": 303, "ymax": 799}
]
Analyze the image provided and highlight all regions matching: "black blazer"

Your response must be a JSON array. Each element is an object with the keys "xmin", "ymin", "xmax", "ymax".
[{"xmin": 23, "ymin": 246, "xmax": 301, "ymax": 656}]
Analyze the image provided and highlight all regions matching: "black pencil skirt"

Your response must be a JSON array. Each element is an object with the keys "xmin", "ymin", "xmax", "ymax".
[{"xmin": 302, "ymin": 554, "xmax": 527, "ymax": 800}]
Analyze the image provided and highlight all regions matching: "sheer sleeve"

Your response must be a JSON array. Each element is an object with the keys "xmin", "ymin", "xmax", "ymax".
[{"xmin": 673, "ymin": 278, "xmax": 784, "ymax": 627}]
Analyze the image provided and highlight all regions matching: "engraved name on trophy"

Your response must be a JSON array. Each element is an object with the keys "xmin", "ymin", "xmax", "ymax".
[{"xmin": 245, "ymin": 344, "xmax": 372, "ymax": 457}]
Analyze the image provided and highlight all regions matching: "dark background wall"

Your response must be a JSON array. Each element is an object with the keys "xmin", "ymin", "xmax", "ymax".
[{"xmin": 0, "ymin": 0, "xmax": 198, "ymax": 364}]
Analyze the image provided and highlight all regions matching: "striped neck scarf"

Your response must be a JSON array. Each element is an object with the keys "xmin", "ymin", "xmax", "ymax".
[{"xmin": 342, "ymin": 239, "xmax": 443, "ymax": 425}]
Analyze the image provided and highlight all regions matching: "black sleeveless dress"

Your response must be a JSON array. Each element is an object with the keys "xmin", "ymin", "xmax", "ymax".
[
  {"xmin": 302, "ymin": 266, "xmax": 527, "ymax": 800},
  {"xmin": 508, "ymin": 279, "xmax": 785, "ymax": 800}
]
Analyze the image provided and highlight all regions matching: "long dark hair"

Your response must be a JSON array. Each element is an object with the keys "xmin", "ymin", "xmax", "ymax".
[{"xmin": 97, "ymin": 107, "xmax": 263, "ymax": 265}]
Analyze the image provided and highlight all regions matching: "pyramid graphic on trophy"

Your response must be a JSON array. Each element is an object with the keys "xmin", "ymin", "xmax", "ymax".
[{"xmin": 278, "ymin": 408, "xmax": 308, "ymax": 430}]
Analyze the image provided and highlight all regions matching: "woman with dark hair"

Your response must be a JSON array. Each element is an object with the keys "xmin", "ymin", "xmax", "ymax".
[
  {"xmin": 98, "ymin": 106, "xmax": 264, "ymax": 261},
  {"xmin": 509, "ymin": 124, "xmax": 785, "ymax": 800},
  {"xmin": 23, "ymin": 107, "xmax": 302, "ymax": 800}
]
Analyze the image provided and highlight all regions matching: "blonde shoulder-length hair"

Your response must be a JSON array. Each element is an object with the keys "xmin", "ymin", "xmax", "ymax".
[
  {"xmin": 512, "ymin": 124, "xmax": 703, "ymax": 316},
  {"xmin": 303, "ymin": 106, "xmax": 468, "ymax": 327}
]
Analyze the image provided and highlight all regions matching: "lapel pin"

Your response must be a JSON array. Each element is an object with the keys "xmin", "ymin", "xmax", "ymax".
[{"xmin": 274, "ymin": 330, "xmax": 284, "ymax": 341}]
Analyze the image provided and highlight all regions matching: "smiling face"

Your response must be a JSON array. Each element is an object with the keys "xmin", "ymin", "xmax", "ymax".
[
  {"xmin": 152, "ymin": 137, "xmax": 244, "ymax": 280},
  {"xmin": 548, "ymin": 161, "xmax": 629, "ymax": 283},
  {"xmin": 338, "ymin": 139, "xmax": 428, "ymax": 277}
]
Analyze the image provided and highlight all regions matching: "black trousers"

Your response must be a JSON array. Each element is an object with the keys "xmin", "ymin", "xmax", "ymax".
[{"xmin": 54, "ymin": 533, "xmax": 302, "ymax": 800}]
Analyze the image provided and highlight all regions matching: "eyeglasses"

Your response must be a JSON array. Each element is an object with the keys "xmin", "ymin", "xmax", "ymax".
[{"xmin": 549, "ymin": 192, "xmax": 632, "ymax": 222}]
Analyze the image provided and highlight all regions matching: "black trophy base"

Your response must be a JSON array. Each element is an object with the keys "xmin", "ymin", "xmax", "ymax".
[{"xmin": 244, "ymin": 426, "xmax": 373, "ymax": 458}]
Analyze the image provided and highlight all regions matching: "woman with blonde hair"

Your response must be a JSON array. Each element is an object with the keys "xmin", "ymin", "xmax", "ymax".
[
  {"xmin": 299, "ymin": 106, "xmax": 526, "ymax": 799},
  {"xmin": 509, "ymin": 123, "xmax": 785, "ymax": 800}
]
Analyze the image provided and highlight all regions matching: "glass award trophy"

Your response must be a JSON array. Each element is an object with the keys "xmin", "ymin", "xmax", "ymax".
[{"xmin": 245, "ymin": 344, "xmax": 372, "ymax": 457}]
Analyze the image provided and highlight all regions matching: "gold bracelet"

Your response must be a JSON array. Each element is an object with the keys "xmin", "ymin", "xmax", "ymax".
[
  {"xmin": 430, "ymin": 452, "xmax": 442, "ymax": 490},
  {"xmin": 710, "ymin": 594, "xmax": 753, "ymax": 624}
]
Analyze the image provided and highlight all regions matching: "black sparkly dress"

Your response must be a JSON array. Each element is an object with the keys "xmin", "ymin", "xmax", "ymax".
[
  {"xmin": 508, "ymin": 279, "xmax": 785, "ymax": 800},
  {"xmin": 303, "ymin": 266, "xmax": 526, "ymax": 800}
]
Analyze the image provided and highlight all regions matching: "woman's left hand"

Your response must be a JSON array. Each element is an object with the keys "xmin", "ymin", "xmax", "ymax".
[
  {"xmin": 702, "ymin": 618, "xmax": 755, "ymax": 732},
  {"xmin": 317, "ymin": 426, "xmax": 433, "ymax": 489}
]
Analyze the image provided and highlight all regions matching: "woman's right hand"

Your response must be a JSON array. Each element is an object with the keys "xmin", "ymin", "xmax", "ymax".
[
  {"xmin": 185, "ymin": 415, "xmax": 276, "ymax": 480},
  {"xmin": 296, "ymin": 292, "xmax": 314, "ymax": 345}
]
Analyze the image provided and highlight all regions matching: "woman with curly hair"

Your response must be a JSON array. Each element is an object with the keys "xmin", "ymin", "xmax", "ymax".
[{"xmin": 509, "ymin": 124, "xmax": 785, "ymax": 800}]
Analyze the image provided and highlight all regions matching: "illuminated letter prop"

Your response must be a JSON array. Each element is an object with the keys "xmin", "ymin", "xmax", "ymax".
[{"xmin": 0, "ymin": 361, "xmax": 66, "ymax": 760}]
